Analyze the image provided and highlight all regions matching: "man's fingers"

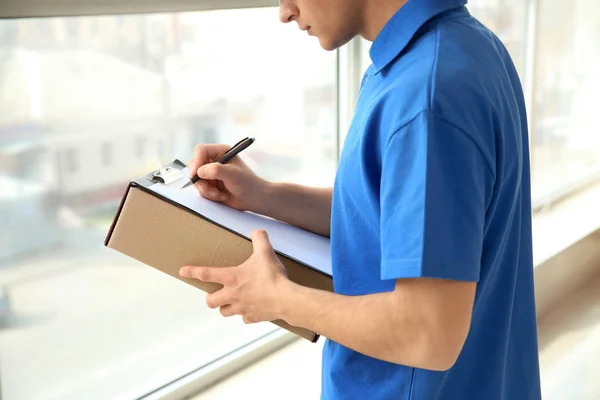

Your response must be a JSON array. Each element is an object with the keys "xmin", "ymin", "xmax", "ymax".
[
  {"xmin": 193, "ymin": 144, "xmax": 231, "ymax": 167},
  {"xmin": 219, "ymin": 305, "xmax": 237, "ymax": 317},
  {"xmin": 191, "ymin": 143, "xmax": 232, "ymax": 180},
  {"xmin": 251, "ymin": 229, "xmax": 274, "ymax": 255},
  {"xmin": 188, "ymin": 158, "xmax": 199, "ymax": 179},
  {"xmin": 197, "ymin": 163, "xmax": 234, "ymax": 182},
  {"xmin": 196, "ymin": 181, "xmax": 227, "ymax": 202},
  {"xmin": 206, "ymin": 289, "xmax": 234, "ymax": 309},
  {"xmin": 179, "ymin": 266, "xmax": 230, "ymax": 285}
]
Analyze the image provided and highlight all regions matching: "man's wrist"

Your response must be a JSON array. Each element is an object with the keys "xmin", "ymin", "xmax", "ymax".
[
  {"xmin": 276, "ymin": 278, "xmax": 308, "ymax": 328},
  {"xmin": 249, "ymin": 179, "xmax": 278, "ymax": 216}
]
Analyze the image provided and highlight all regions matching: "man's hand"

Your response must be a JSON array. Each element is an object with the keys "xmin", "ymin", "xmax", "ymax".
[
  {"xmin": 179, "ymin": 230, "xmax": 290, "ymax": 324},
  {"xmin": 189, "ymin": 143, "xmax": 333, "ymax": 237},
  {"xmin": 188, "ymin": 144, "xmax": 270, "ymax": 213}
]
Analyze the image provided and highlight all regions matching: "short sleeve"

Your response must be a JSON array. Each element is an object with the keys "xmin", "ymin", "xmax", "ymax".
[{"xmin": 380, "ymin": 110, "xmax": 493, "ymax": 282}]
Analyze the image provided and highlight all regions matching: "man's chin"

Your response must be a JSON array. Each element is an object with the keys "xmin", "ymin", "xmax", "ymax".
[
  {"xmin": 318, "ymin": 37, "xmax": 341, "ymax": 52},
  {"xmin": 318, "ymin": 35, "xmax": 354, "ymax": 51}
]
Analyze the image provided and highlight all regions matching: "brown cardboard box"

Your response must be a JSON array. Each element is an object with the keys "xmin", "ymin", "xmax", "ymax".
[{"xmin": 104, "ymin": 160, "xmax": 333, "ymax": 342}]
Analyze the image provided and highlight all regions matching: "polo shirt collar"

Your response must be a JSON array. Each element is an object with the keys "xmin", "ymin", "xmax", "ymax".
[{"xmin": 370, "ymin": 0, "xmax": 468, "ymax": 74}]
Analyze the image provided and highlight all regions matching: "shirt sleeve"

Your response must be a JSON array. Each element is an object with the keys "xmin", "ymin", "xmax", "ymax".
[{"xmin": 380, "ymin": 110, "xmax": 494, "ymax": 282}]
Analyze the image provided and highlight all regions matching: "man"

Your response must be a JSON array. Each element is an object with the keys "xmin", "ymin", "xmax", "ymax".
[{"xmin": 179, "ymin": 0, "xmax": 542, "ymax": 398}]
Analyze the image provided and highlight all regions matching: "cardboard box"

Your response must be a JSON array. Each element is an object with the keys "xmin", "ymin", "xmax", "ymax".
[{"xmin": 104, "ymin": 160, "xmax": 333, "ymax": 342}]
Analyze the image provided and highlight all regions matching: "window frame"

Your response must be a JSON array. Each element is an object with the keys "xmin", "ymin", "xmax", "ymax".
[{"xmin": 0, "ymin": 0, "xmax": 277, "ymax": 18}]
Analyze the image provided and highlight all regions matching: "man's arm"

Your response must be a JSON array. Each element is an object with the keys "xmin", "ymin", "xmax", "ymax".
[
  {"xmin": 255, "ymin": 183, "xmax": 332, "ymax": 237},
  {"xmin": 281, "ymin": 277, "xmax": 476, "ymax": 371},
  {"xmin": 180, "ymin": 231, "xmax": 476, "ymax": 372},
  {"xmin": 188, "ymin": 143, "xmax": 332, "ymax": 237}
]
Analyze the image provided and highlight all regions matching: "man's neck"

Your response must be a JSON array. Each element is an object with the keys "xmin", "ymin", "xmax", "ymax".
[{"xmin": 359, "ymin": 0, "xmax": 409, "ymax": 42}]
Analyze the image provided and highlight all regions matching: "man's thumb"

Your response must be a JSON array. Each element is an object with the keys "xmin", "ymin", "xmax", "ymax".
[
  {"xmin": 251, "ymin": 229, "xmax": 273, "ymax": 254},
  {"xmin": 197, "ymin": 163, "xmax": 230, "ymax": 181}
]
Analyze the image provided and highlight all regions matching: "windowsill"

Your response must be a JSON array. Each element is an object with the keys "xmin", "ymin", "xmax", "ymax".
[
  {"xmin": 532, "ymin": 180, "xmax": 600, "ymax": 321},
  {"xmin": 532, "ymin": 180, "xmax": 600, "ymax": 267}
]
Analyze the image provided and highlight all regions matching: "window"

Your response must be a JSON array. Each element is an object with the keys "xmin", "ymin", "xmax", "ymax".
[
  {"xmin": 64, "ymin": 148, "xmax": 79, "ymax": 174},
  {"xmin": 0, "ymin": 8, "xmax": 337, "ymax": 400},
  {"xmin": 530, "ymin": 0, "xmax": 600, "ymax": 204},
  {"xmin": 0, "ymin": 20, "xmax": 18, "ymax": 47},
  {"xmin": 136, "ymin": 136, "xmax": 147, "ymax": 159},
  {"xmin": 467, "ymin": 0, "xmax": 600, "ymax": 206},
  {"xmin": 101, "ymin": 141, "xmax": 112, "ymax": 167},
  {"xmin": 468, "ymin": 0, "xmax": 529, "ymax": 78}
]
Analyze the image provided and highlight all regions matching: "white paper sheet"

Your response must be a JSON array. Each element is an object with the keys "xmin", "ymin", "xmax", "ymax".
[{"xmin": 148, "ymin": 168, "xmax": 332, "ymax": 276}]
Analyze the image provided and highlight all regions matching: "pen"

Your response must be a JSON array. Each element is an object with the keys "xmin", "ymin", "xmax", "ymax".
[{"xmin": 181, "ymin": 137, "xmax": 256, "ymax": 189}]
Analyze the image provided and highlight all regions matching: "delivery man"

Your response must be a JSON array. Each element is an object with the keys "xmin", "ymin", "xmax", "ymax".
[{"xmin": 179, "ymin": 0, "xmax": 542, "ymax": 399}]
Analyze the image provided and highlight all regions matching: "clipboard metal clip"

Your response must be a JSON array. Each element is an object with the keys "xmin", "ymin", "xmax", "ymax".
[{"xmin": 152, "ymin": 165, "xmax": 183, "ymax": 185}]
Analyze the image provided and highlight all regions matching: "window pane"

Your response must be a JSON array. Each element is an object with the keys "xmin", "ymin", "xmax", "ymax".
[
  {"xmin": 359, "ymin": 2, "xmax": 529, "ymax": 82},
  {"xmin": 0, "ymin": 8, "xmax": 337, "ymax": 400},
  {"xmin": 531, "ymin": 0, "xmax": 600, "ymax": 201},
  {"xmin": 468, "ymin": 0, "xmax": 529, "ymax": 78}
]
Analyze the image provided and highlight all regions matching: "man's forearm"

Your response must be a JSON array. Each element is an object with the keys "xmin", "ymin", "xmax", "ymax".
[
  {"xmin": 278, "ymin": 280, "xmax": 470, "ymax": 371},
  {"xmin": 255, "ymin": 182, "xmax": 332, "ymax": 237}
]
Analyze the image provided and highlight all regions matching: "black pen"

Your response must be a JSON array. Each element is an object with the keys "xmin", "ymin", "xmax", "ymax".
[{"xmin": 181, "ymin": 137, "xmax": 255, "ymax": 189}]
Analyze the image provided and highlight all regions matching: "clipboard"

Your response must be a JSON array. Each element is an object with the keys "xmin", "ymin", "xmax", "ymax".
[{"xmin": 105, "ymin": 160, "xmax": 334, "ymax": 342}]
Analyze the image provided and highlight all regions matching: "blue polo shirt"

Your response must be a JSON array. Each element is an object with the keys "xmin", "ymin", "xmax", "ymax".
[{"xmin": 325, "ymin": 1, "xmax": 541, "ymax": 399}]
